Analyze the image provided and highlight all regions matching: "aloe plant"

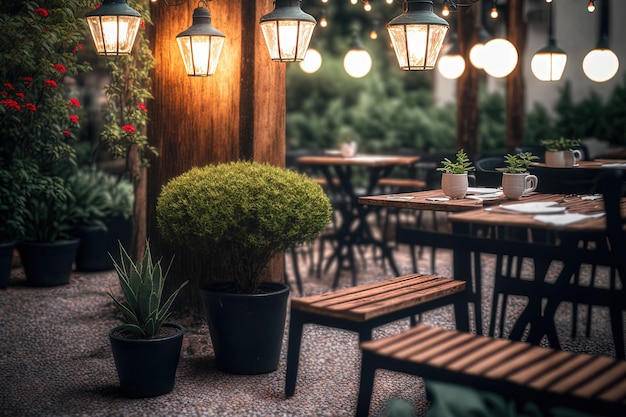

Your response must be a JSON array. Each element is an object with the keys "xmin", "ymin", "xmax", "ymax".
[{"xmin": 109, "ymin": 242, "xmax": 188, "ymax": 338}]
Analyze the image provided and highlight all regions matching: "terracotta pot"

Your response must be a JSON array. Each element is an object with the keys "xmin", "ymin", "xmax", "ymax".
[{"xmin": 441, "ymin": 173, "xmax": 468, "ymax": 199}]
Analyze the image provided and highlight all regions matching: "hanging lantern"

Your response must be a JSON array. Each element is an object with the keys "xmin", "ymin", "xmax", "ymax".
[
  {"xmin": 176, "ymin": 3, "xmax": 225, "ymax": 77},
  {"xmin": 482, "ymin": 38, "xmax": 518, "ymax": 78},
  {"xmin": 260, "ymin": 0, "xmax": 317, "ymax": 62},
  {"xmin": 531, "ymin": 1, "xmax": 567, "ymax": 81},
  {"xmin": 343, "ymin": 34, "xmax": 372, "ymax": 78},
  {"xmin": 86, "ymin": 0, "xmax": 141, "ymax": 56},
  {"xmin": 437, "ymin": 35, "xmax": 465, "ymax": 80},
  {"xmin": 387, "ymin": 0, "xmax": 449, "ymax": 71},
  {"xmin": 583, "ymin": 0, "xmax": 619, "ymax": 82}
]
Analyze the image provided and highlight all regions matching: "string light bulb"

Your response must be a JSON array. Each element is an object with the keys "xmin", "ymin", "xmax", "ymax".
[
  {"xmin": 442, "ymin": 4, "xmax": 450, "ymax": 17},
  {"xmin": 364, "ymin": 1, "xmax": 372, "ymax": 12},
  {"xmin": 320, "ymin": 16, "xmax": 328, "ymax": 28},
  {"xmin": 490, "ymin": 6, "xmax": 498, "ymax": 18},
  {"xmin": 370, "ymin": 29, "xmax": 378, "ymax": 39},
  {"xmin": 587, "ymin": 1, "xmax": 595, "ymax": 12}
]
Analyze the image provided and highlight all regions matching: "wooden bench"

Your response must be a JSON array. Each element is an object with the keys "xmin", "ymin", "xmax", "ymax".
[
  {"xmin": 284, "ymin": 273, "xmax": 468, "ymax": 397},
  {"xmin": 357, "ymin": 324, "xmax": 626, "ymax": 417},
  {"xmin": 377, "ymin": 178, "xmax": 427, "ymax": 191}
]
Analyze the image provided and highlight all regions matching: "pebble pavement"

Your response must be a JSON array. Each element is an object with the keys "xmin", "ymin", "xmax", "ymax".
[{"xmin": 0, "ymin": 214, "xmax": 619, "ymax": 417}]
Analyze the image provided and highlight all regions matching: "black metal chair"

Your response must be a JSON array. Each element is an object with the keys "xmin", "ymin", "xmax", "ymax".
[{"xmin": 474, "ymin": 156, "xmax": 505, "ymax": 188}]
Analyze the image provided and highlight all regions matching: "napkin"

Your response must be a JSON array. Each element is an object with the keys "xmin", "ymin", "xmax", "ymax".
[{"xmin": 533, "ymin": 212, "xmax": 605, "ymax": 226}]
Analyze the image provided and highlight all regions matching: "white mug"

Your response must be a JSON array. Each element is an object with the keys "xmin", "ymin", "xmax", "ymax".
[
  {"xmin": 340, "ymin": 141, "xmax": 357, "ymax": 157},
  {"xmin": 502, "ymin": 173, "xmax": 538, "ymax": 200},
  {"xmin": 563, "ymin": 149, "xmax": 583, "ymax": 167}
]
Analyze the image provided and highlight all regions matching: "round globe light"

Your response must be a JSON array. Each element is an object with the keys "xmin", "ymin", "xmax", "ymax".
[
  {"xmin": 343, "ymin": 49, "xmax": 372, "ymax": 78},
  {"xmin": 437, "ymin": 54, "xmax": 465, "ymax": 79},
  {"xmin": 582, "ymin": 48, "xmax": 619, "ymax": 82},
  {"xmin": 482, "ymin": 38, "xmax": 518, "ymax": 78},
  {"xmin": 299, "ymin": 48, "xmax": 322, "ymax": 74},
  {"xmin": 469, "ymin": 43, "xmax": 486, "ymax": 69}
]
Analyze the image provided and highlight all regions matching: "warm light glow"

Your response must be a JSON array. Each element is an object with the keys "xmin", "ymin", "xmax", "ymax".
[
  {"xmin": 388, "ymin": 24, "xmax": 448, "ymax": 71},
  {"xmin": 320, "ymin": 17, "xmax": 328, "ymax": 28},
  {"xmin": 438, "ymin": 54, "xmax": 465, "ymax": 79},
  {"xmin": 351, "ymin": 0, "xmax": 358, "ymax": 4},
  {"xmin": 86, "ymin": 14, "xmax": 140, "ymax": 56},
  {"xmin": 364, "ymin": 1, "xmax": 372, "ymax": 12},
  {"xmin": 469, "ymin": 43, "xmax": 486, "ymax": 69},
  {"xmin": 386, "ymin": 0, "xmax": 393, "ymax": 4},
  {"xmin": 343, "ymin": 49, "xmax": 372, "ymax": 78},
  {"xmin": 299, "ymin": 48, "xmax": 322, "ymax": 73},
  {"xmin": 545, "ymin": 0, "xmax": 552, "ymax": 3},
  {"xmin": 369, "ymin": 29, "xmax": 378, "ymax": 40},
  {"xmin": 386, "ymin": 1, "xmax": 449, "ymax": 71},
  {"xmin": 587, "ymin": 1, "xmax": 595, "ymax": 12},
  {"xmin": 442, "ymin": 5, "xmax": 450, "ymax": 17},
  {"xmin": 490, "ymin": 7, "xmax": 498, "ymax": 19},
  {"xmin": 583, "ymin": 48, "xmax": 619, "ymax": 82},
  {"xmin": 531, "ymin": 50, "xmax": 567, "ymax": 81},
  {"xmin": 482, "ymin": 38, "xmax": 518, "ymax": 78},
  {"xmin": 260, "ymin": 0, "xmax": 317, "ymax": 63}
]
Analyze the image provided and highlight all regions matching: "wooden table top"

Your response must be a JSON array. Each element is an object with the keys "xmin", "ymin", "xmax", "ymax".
[
  {"xmin": 532, "ymin": 160, "xmax": 626, "ymax": 170},
  {"xmin": 297, "ymin": 154, "xmax": 420, "ymax": 167},
  {"xmin": 358, "ymin": 189, "xmax": 485, "ymax": 212},
  {"xmin": 448, "ymin": 193, "xmax": 623, "ymax": 232}
]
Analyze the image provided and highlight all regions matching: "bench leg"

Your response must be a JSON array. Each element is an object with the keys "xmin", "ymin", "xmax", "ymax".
[
  {"xmin": 356, "ymin": 351, "xmax": 377, "ymax": 417},
  {"xmin": 285, "ymin": 311, "xmax": 305, "ymax": 397}
]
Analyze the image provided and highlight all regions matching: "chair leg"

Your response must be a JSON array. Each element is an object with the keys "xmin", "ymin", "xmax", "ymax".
[
  {"xmin": 285, "ymin": 311, "xmax": 305, "ymax": 397},
  {"xmin": 355, "ymin": 351, "xmax": 377, "ymax": 417}
]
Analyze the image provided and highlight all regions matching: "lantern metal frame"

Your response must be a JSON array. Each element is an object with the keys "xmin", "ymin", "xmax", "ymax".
[{"xmin": 85, "ymin": 0, "xmax": 142, "ymax": 56}]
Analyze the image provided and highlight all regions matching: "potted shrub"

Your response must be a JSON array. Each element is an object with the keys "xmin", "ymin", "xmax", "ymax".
[
  {"xmin": 498, "ymin": 152, "xmax": 539, "ymax": 200},
  {"xmin": 156, "ymin": 161, "xmax": 332, "ymax": 374},
  {"xmin": 17, "ymin": 186, "xmax": 82, "ymax": 286},
  {"xmin": 68, "ymin": 168, "xmax": 133, "ymax": 271},
  {"xmin": 437, "ymin": 149, "xmax": 475, "ymax": 199},
  {"xmin": 108, "ymin": 241, "xmax": 188, "ymax": 398},
  {"xmin": 540, "ymin": 138, "xmax": 583, "ymax": 167}
]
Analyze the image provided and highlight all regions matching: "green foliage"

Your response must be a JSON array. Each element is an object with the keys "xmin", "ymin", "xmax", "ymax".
[
  {"xmin": 110, "ymin": 242, "xmax": 188, "ymax": 338},
  {"xmin": 540, "ymin": 137, "xmax": 582, "ymax": 152},
  {"xmin": 437, "ymin": 149, "xmax": 475, "ymax": 174},
  {"xmin": 65, "ymin": 168, "xmax": 134, "ymax": 228},
  {"xmin": 100, "ymin": 0, "xmax": 157, "ymax": 170},
  {"xmin": 156, "ymin": 161, "xmax": 333, "ymax": 294},
  {"xmin": 498, "ymin": 152, "xmax": 539, "ymax": 174},
  {"xmin": 0, "ymin": 0, "xmax": 91, "ymax": 241},
  {"xmin": 22, "ymin": 184, "xmax": 80, "ymax": 242}
]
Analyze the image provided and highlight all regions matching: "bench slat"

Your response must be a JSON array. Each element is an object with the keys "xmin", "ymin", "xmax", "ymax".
[
  {"xmin": 291, "ymin": 274, "xmax": 465, "ymax": 322},
  {"xmin": 360, "ymin": 324, "xmax": 626, "ymax": 413}
]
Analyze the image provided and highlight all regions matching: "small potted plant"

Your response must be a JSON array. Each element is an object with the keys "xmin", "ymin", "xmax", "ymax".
[
  {"xmin": 68, "ymin": 168, "xmax": 133, "ymax": 271},
  {"xmin": 108, "ymin": 241, "xmax": 188, "ymax": 398},
  {"xmin": 497, "ymin": 152, "xmax": 539, "ymax": 200},
  {"xmin": 437, "ymin": 149, "xmax": 475, "ymax": 199},
  {"xmin": 156, "ymin": 161, "xmax": 332, "ymax": 374},
  {"xmin": 540, "ymin": 138, "xmax": 583, "ymax": 167}
]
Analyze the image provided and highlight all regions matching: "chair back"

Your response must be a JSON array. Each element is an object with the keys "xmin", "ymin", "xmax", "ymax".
[
  {"xmin": 596, "ymin": 169, "xmax": 626, "ymax": 275},
  {"xmin": 475, "ymin": 157, "xmax": 505, "ymax": 188}
]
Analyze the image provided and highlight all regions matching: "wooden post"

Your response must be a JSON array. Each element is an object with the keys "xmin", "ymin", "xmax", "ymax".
[
  {"xmin": 146, "ymin": 0, "xmax": 286, "ymax": 312},
  {"xmin": 506, "ymin": 0, "xmax": 526, "ymax": 153},
  {"xmin": 456, "ymin": 1, "xmax": 479, "ymax": 161}
]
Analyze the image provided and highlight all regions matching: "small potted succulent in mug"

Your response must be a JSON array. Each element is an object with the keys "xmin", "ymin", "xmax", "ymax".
[
  {"xmin": 497, "ymin": 152, "xmax": 539, "ymax": 200},
  {"xmin": 540, "ymin": 138, "xmax": 583, "ymax": 167},
  {"xmin": 437, "ymin": 149, "xmax": 475, "ymax": 199}
]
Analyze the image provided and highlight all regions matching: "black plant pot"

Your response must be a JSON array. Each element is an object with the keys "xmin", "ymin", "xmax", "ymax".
[
  {"xmin": 0, "ymin": 240, "xmax": 16, "ymax": 289},
  {"xmin": 201, "ymin": 281, "xmax": 290, "ymax": 374},
  {"xmin": 76, "ymin": 216, "xmax": 132, "ymax": 272},
  {"xmin": 17, "ymin": 239, "xmax": 80, "ymax": 287},
  {"xmin": 109, "ymin": 323, "xmax": 184, "ymax": 398}
]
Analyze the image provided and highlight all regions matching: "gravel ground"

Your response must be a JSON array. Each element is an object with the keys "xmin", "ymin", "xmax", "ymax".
[{"xmin": 0, "ymin": 214, "xmax": 620, "ymax": 417}]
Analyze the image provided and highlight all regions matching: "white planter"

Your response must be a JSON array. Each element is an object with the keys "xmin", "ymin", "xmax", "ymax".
[
  {"xmin": 441, "ymin": 173, "xmax": 468, "ymax": 199},
  {"xmin": 502, "ymin": 173, "xmax": 538, "ymax": 200},
  {"xmin": 545, "ymin": 149, "xmax": 582, "ymax": 167}
]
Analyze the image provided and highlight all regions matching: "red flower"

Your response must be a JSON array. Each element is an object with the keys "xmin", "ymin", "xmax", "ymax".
[
  {"xmin": 23, "ymin": 77, "xmax": 32, "ymax": 85},
  {"xmin": 62, "ymin": 130, "xmax": 71, "ymax": 136},
  {"xmin": 15, "ymin": 92, "xmax": 25, "ymax": 99},
  {"xmin": 122, "ymin": 125, "xmax": 136, "ymax": 134},
  {"xmin": 53, "ymin": 64, "xmax": 66, "ymax": 73},
  {"xmin": 44, "ymin": 79, "xmax": 57, "ymax": 88},
  {"xmin": 137, "ymin": 102, "xmax": 147, "ymax": 112},
  {"xmin": 4, "ymin": 83, "xmax": 14, "ymax": 90},
  {"xmin": 68, "ymin": 98, "xmax": 80, "ymax": 108},
  {"xmin": 2, "ymin": 99, "xmax": 21, "ymax": 111},
  {"xmin": 24, "ymin": 103, "xmax": 37, "ymax": 112},
  {"xmin": 71, "ymin": 44, "xmax": 84, "ymax": 54},
  {"xmin": 34, "ymin": 8, "xmax": 48, "ymax": 17},
  {"xmin": 70, "ymin": 115, "xmax": 79, "ymax": 124},
  {"xmin": 0, "ymin": 92, "xmax": 7, "ymax": 96},
  {"xmin": 140, "ymin": 21, "xmax": 146, "ymax": 29}
]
